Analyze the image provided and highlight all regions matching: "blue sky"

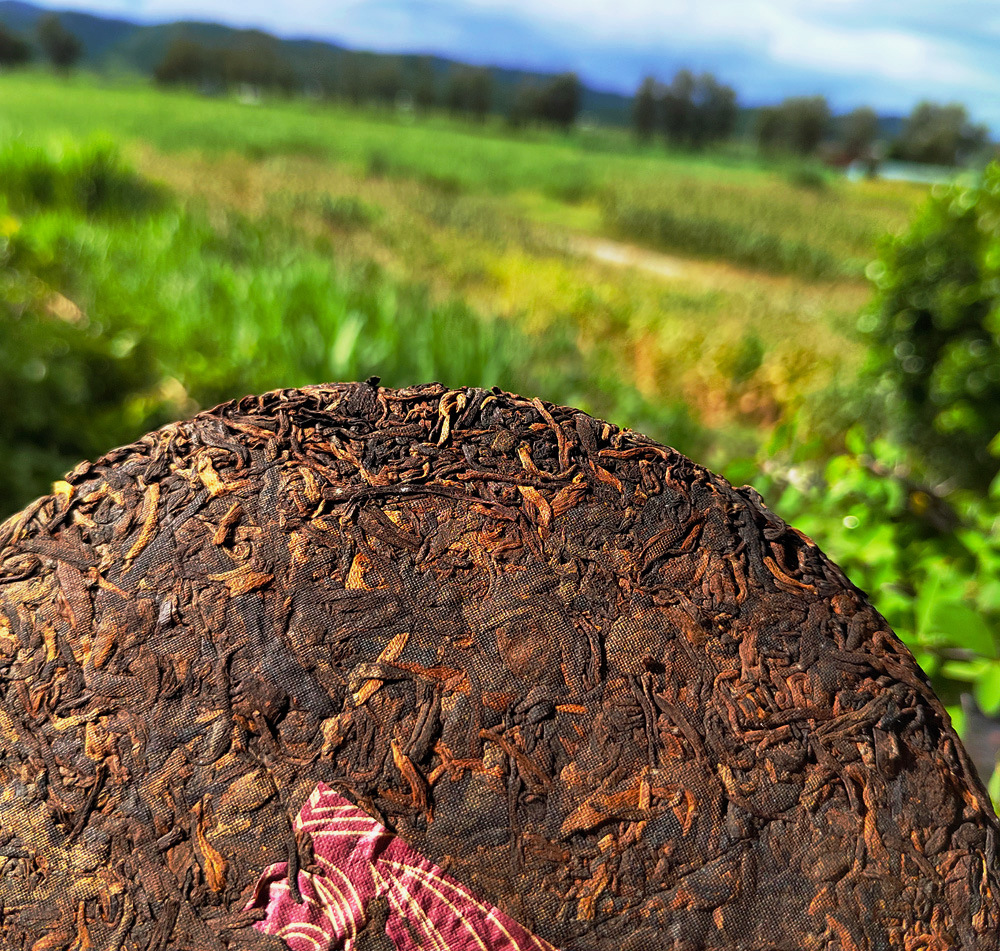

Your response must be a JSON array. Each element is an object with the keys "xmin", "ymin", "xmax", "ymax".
[{"xmin": 29, "ymin": 0, "xmax": 1000, "ymax": 126}]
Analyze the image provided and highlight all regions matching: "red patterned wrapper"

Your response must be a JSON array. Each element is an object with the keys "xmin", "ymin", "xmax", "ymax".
[{"xmin": 248, "ymin": 784, "xmax": 559, "ymax": 951}]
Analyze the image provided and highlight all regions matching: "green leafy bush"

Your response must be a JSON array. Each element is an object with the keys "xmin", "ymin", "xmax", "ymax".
[
  {"xmin": 317, "ymin": 194, "xmax": 382, "ymax": 229},
  {"xmin": 0, "ymin": 204, "xmax": 161, "ymax": 507},
  {"xmin": 0, "ymin": 136, "xmax": 164, "ymax": 218},
  {"xmin": 862, "ymin": 165, "xmax": 1000, "ymax": 490}
]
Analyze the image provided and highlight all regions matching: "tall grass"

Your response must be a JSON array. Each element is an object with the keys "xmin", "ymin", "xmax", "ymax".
[
  {"xmin": 602, "ymin": 175, "xmax": 910, "ymax": 279},
  {"xmin": 0, "ymin": 135, "xmax": 164, "ymax": 217}
]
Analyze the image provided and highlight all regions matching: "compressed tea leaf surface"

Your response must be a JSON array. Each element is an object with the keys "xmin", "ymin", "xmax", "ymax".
[{"xmin": 0, "ymin": 381, "xmax": 996, "ymax": 951}]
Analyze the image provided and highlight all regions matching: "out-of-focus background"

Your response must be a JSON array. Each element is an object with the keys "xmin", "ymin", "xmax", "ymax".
[{"xmin": 2, "ymin": 1, "xmax": 1000, "ymax": 795}]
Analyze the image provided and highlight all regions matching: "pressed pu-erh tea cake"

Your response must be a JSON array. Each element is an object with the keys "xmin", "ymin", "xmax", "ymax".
[{"xmin": 0, "ymin": 380, "xmax": 997, "ymax": 951}]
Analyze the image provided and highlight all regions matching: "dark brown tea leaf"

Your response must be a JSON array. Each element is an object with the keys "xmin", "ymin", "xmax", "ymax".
[{"xmin": 0, "ymin": 381, "xmax": 996, "ymax": 950}]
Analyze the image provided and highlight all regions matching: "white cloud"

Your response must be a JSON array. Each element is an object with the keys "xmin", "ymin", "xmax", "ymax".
[
  {"xmin": 756, "ymin": 10, "xmax": 989, "ymax": 88},
  {"xmin": 451, "ymin": 0, "xmax": 989, "ymax": 85}
]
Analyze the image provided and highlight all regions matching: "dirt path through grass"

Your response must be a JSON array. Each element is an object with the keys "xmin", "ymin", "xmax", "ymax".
[{"xmin": 568, "ymin": 234, "xmax": 688, "ymax": 280}]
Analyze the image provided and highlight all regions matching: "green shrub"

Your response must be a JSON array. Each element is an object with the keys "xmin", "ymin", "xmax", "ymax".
[
  {"xmin": 0, "ymin": 136, "xmax": 164, "ymax": 218},
  {"xmin": 862, "ymin": 165, "xmax": 1000, "ymax": 490},
  {"xmin": 786, "ymin": 164, "xmax": 828, "ymax": 191},
  {"xmin": 317, "ymin": 194, "xmax": 381, "ymax": 229}
]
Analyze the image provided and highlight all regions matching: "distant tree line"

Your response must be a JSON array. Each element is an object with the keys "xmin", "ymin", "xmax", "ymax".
[
  {"xmin": 889, "ymin": 102, "xmax": 989, "ymax": 166},
  {"xmin": 508, "ymin": 73, "xmax": 582, "ymax": 130},
  {"xmin": 446, "ymin": 67, "xmax": 493, "ymax": 122},
  {"xmin": 0, "ymin": 14, "xmax": 82, "ymax": 72},
  {"xmin": 154, "ymin": 35, "xmax": 584, "ymax": 130},
  {"xmin": 752, "ymin": 96, "xmax": 988, "ymax": 167},
  {"xmin": 154, "ymin": 32, "xmax": 296, "ymax": 93},
  {"xmin": 156, "ymin": 36, "xmax": 460, "ymax": 110},
  {"xmin": 630, "ymin": 70, "xmax": 992, "ymax": 167},
  {"xmin": 756, "ymin": 96, "xmax": 832, "ymax": 157},
  {"xmin": 0, "ymin": 24, "xmax": 31, "ymax": 67},
  {"xmin": 632, "ymin": 70, "xmax": 738, "ymax": 148}
]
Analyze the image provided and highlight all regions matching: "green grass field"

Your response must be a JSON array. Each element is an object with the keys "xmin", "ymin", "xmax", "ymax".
[
  {"xmin": 0, "ymin": 72, "xmax": 924, "ymax": 450},
  {"xmin": 0, "ymin": 70, "xmax": 931, "ymax": 517},
  {"xmin": 9, "ymin": 73, "xmax": 1000, "ymax": 796}
]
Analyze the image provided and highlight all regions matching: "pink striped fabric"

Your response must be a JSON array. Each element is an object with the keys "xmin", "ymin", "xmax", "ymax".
[{"xmin": 246, "ymin": 783, "xmax": 559, "ymax": 951}]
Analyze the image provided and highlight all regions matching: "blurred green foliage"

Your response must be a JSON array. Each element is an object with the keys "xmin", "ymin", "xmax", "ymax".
[
  {"xmin": 0, "ymin": 138, "xmax": 164, "ymax": 505},
  {"xmin": 863, "ymin": 167, "xmax": 1000, "ymax": 491},
  {"xmin": 0, "ymin": 134, "xmax": 163, "ymax": 216}
]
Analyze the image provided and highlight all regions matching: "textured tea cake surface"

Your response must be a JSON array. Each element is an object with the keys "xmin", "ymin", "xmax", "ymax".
[{"xmin": 0, "ymin": 380, "xmax": 997, "ymax": 950}]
